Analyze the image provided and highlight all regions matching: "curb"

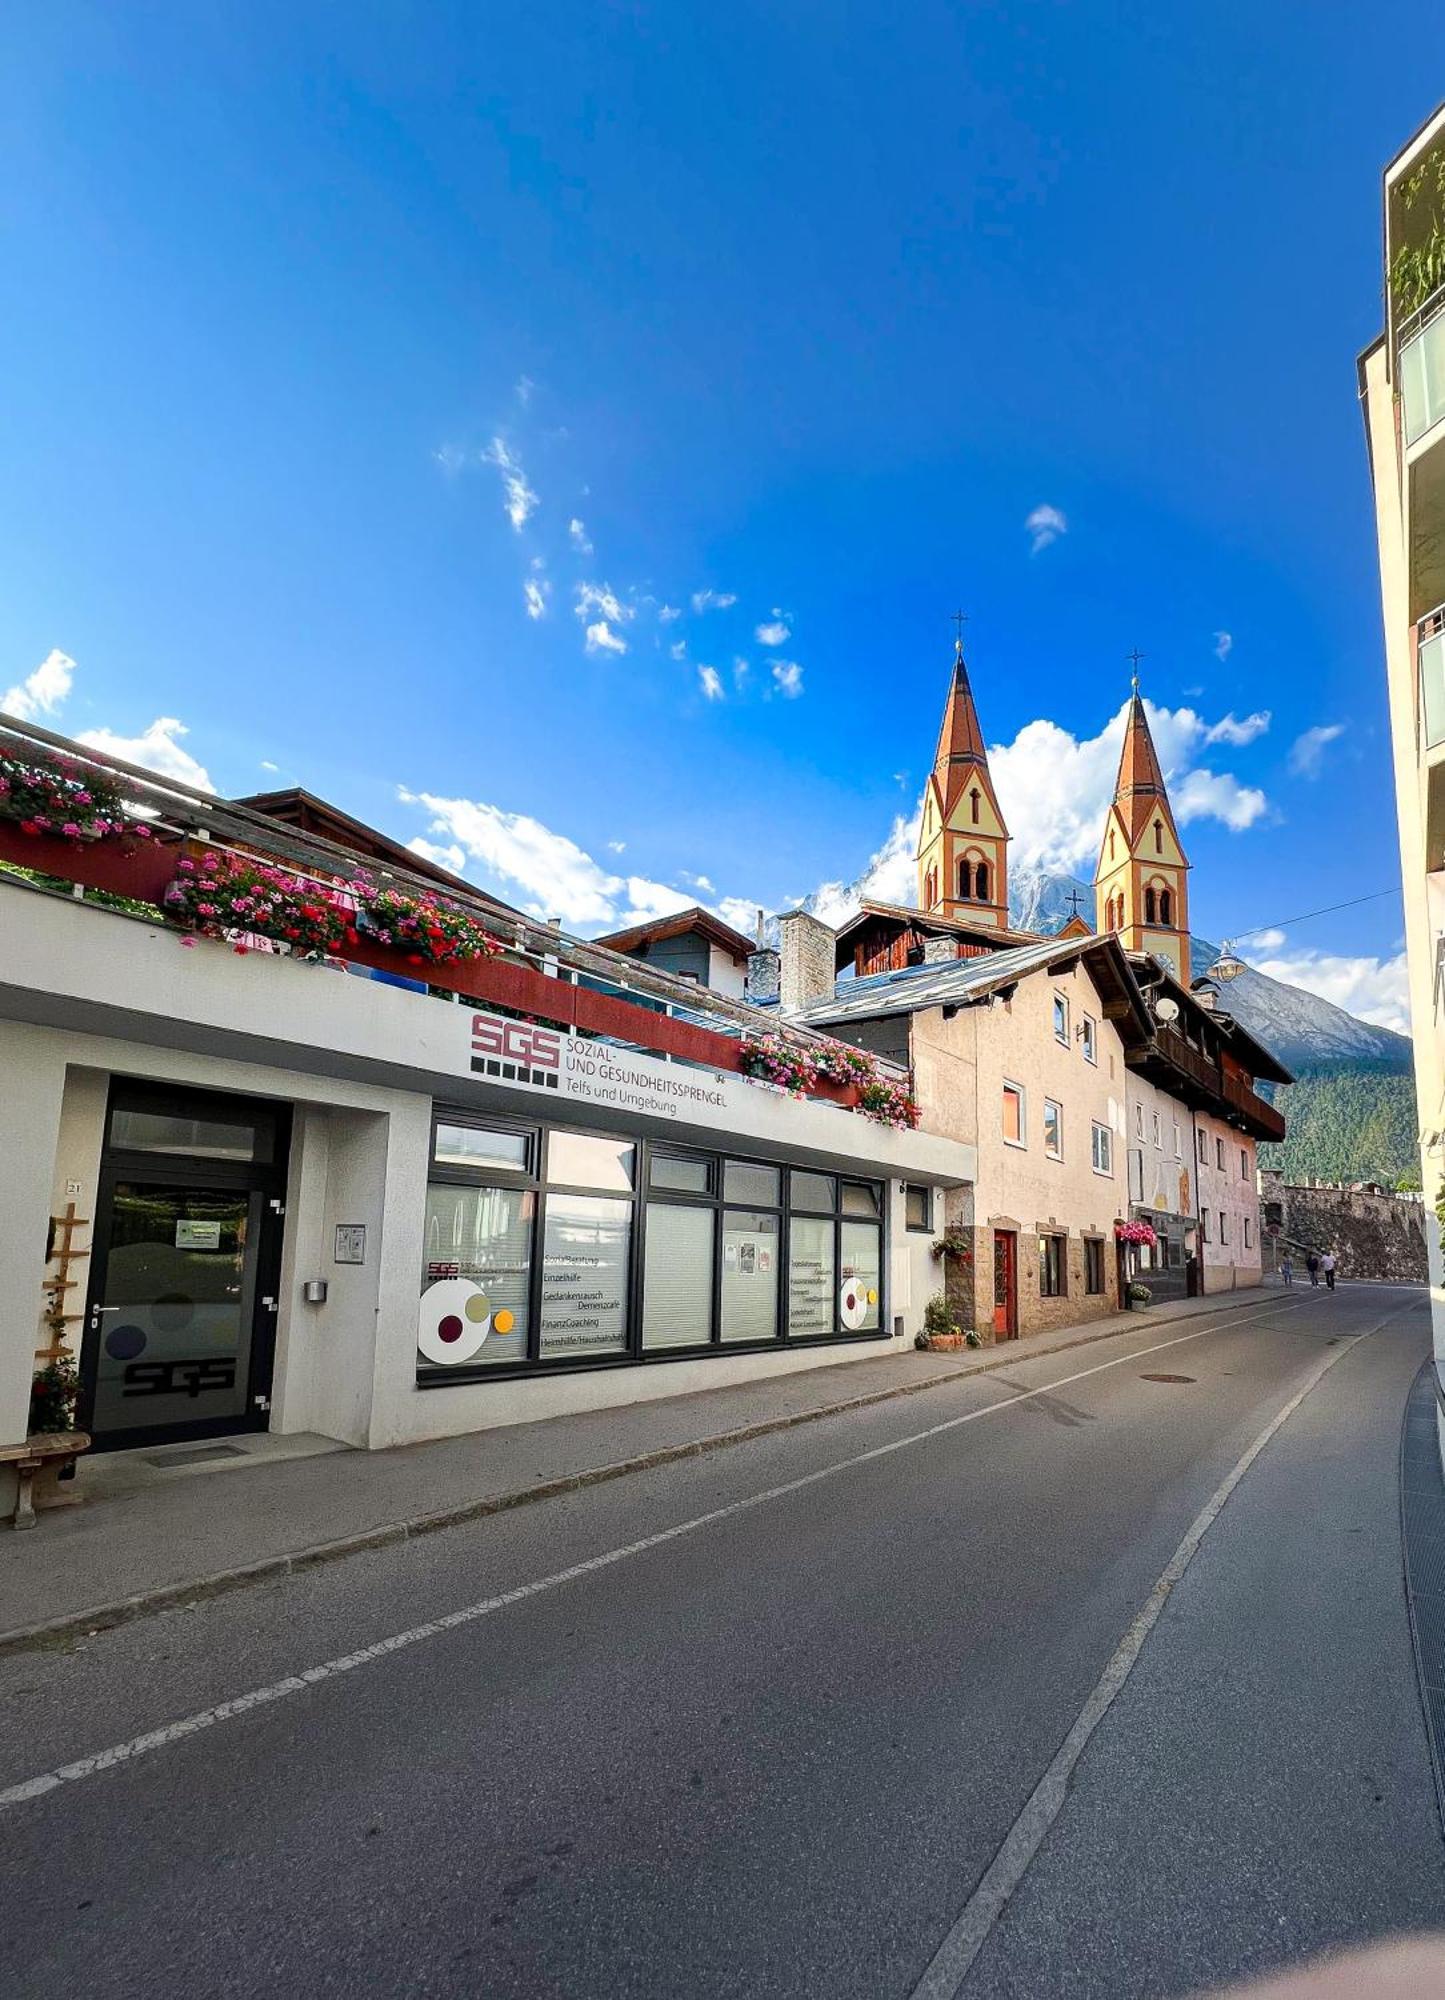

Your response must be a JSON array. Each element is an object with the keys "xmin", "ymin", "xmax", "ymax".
[{"xmin": 0, "ymin": 1292, "xmax": 1285, "ymax": 1658}]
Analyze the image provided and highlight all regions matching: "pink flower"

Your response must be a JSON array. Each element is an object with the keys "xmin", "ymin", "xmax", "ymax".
[
  {"xmin": 61, "ymin": 822, "xmax": 82, "ymax": 838},
  {"xmin": 179, "ymin": 936, "xmax": 197, "ymax": 949},
  {"xmin": 178, "ymin": 858, "xmax": 197, "ymax": 872}
]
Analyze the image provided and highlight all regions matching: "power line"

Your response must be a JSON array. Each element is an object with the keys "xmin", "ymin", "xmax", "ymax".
[{"xmin": 1228, "ymin": 885, "xmax": 1402, "ymax": 947}]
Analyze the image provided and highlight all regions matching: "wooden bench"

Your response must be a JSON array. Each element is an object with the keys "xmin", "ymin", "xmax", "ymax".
[{"xmin": 1, "ymin": 1432, "xmax": 90, "ymax": 1530}]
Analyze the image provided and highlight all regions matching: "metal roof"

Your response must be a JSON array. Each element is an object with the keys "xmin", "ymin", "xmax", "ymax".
[{"xmin": 789, "ymin": 935, "xmax": 1100, "ymax": 1025}]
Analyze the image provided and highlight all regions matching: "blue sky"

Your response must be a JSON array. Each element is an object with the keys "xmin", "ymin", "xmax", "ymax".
[{"xmin": 2, "ymin": 3, "xmax": 1438, "ymax": 1027}]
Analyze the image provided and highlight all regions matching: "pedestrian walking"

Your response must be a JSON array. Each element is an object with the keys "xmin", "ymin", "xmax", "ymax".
[
  {"xmin": 1322, "ymin": 1249, "xmax": 1337, "ymax": 1291},
  {"xmin": 1306, "ymin": 1252, "xmax": 1320, "ymax": 1286},
  {"xmin": 1281, "ymin": 1253, "xmax": 1294, "ymax": 1286}
]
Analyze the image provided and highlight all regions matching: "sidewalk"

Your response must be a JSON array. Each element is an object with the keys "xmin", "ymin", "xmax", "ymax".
[{"xmin": 0, "ymin": 1289, "xmax": 1280, "ymax": 1652}]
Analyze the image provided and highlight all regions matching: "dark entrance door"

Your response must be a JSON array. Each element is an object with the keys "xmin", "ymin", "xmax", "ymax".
[
  {"xmin": 79, "ymin": 1085, "xmax": 289, "ymax": 1452},
  {"xmin": 992, "ymin": 1229, "xmax": 1017, "ymax": 1341}
]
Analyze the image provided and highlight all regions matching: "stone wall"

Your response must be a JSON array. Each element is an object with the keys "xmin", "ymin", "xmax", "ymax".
[
  {"xmin": 1259, "ymin": 1170, "xmax": 1428, "ymax": 1284},
  {"xmin": 778, "ymin": 910, "xmax": 836, "ymax": 1011}
]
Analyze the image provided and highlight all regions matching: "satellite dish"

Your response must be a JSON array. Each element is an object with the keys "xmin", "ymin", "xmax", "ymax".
[{"xmin": 1155, "ymin": 996, "xmax": 1180, "ymax": 1023}]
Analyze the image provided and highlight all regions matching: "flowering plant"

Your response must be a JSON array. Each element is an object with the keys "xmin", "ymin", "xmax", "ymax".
[
  {"xmin": 812, "ymin": 1040, "xmax": 877, "ymax": 1086},
  {"xmin": 164, "ymin": 851, "xmax": 352, "ymax": 958},
  {"xmin": 1115, "ymin": 1219, "xmax": 1158, "ymax": 1247},
  {"xmin": 357, "ymin": 882, "xmax": 503, "ymax": 967},
  {"xmin": 857, "ymin": 1075, "xmax": 921, "ymax": 1129},
  {"xmin": 738, "ymin": 1031, "xmax": 820, "ymax": 1095},
  {"xmin": 0, "ymin": 744, "xmax": 141, "ymax": 844},
  {"xmin": 28, "ymin": 1354, "xmax": 79, "ymax": 1435}
]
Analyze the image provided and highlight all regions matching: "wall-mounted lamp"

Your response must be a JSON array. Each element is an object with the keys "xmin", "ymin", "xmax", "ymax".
[{"xmin": 302, "ymin": 1279, "xmax": 329, "ymax": 1306}]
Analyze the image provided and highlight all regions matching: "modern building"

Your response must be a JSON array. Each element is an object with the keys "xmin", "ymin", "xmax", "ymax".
[
  {"xmin": 0, "ymin": 717, "xmax": 975, "ymax": 1487},
  {"xmin": 1361, "ymin": 100, "xmax": 1445, "ymax": 1406}
]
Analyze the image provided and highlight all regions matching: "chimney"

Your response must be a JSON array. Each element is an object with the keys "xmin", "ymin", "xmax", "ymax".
[
  {"xmin": 778, "ymin": 909, "xmax": 837, "ymax": 1012},
  {"xmin": 922, "ymin": 935, "xmax": 957, "ymax": 964},
  {"xmin": 745, "ymin": 945, "xmax": 781, "ymax": 1005}
]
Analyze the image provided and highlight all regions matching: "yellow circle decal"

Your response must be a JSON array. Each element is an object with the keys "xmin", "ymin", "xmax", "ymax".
[
  {"xmin": 493, "ymin": 1308, "xmax": 516, "ymax": 1335},
  {"xmin": 866, "ymin": 1287, "xmax": 878, "ymax": 1305}
]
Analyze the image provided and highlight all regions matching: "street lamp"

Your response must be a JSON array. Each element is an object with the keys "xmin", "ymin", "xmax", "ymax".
[{"xmin": 1205, "ymin": 940, "xmax": 1246, "ymax": 982}]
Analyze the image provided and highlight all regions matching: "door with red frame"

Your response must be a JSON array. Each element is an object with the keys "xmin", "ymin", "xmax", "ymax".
[{"xmin": 993, "ymin": 1229, "xmax": 1018, "ymax": 1340}]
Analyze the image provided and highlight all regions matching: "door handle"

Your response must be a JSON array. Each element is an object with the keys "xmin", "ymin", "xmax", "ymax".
[{"xmin": 90, "ymin": 1304, "xmax": 120, "ymax": 1324}]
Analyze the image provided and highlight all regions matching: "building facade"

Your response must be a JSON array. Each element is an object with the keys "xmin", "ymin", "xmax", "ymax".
[
  {"xmin": 1361, "ymin": 102, "xmax": 1445, "ymax": 1413},
  {"xmin": 0, "ymin": 723, "xmax": 975, "ymax": 1489}
]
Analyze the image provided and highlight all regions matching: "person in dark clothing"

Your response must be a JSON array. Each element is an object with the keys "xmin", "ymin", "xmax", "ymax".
[{"xmin": 1306, "ymin": 1252, "xmax": 1320, "ymax": 1287}]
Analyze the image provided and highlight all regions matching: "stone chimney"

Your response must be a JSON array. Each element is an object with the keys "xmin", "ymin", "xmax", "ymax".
[
  {"xmin": 922, "ymin": 935, "xmax": 957, "ymax": 964},
  {"xmin": 778, "ymin": 909, "xmax": 836, "ymax": 1012},
  {"xmin": 745, "ymin": 945, "xmax": 781, "ymax": 1005}
]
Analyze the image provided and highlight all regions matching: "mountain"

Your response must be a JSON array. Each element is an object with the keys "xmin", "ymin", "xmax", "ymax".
[{"xmin": 1008, "ymin": 867, "xmax": 1417, "ymax": 1185}]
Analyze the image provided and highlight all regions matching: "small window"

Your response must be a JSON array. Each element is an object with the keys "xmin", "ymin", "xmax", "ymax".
[
  {"xmin": 1053, "ymin": 994, "xmax": 1069, "ymax": 1045},
  {"xmin": 1135, "ymin": 1102, "xmax": 1145, "ymax": 1140},
  {"xmin": 904, "ymin": 1184, "xmax": 932, "ymax": 1232},
  {"xmin": 1244, "ymin": 1215, "xmax": 1253, "ymax": 1249},
  {"xmin": 1240, "ymin": 1148, "xmax": 1249, "ymax": 1180},
  {"xmin": 976, "ymin": 860, "xmax": 990, "ymax": 902},
  {"xmin": 1220, "ymin": 1211, "xmax": 1230, "ymax": 1246},
  {"xmin": 1152, "ymin": 1111, "xmax": 1162, "ymax": 1148},
  {"xmin": 1173, "ymin": 1120, "xmax": 1182, "ymax": 1159},
  {"xmin": 1144, "ymin": 887, "xmax": 1158, "ymax": 925},
  {"xmin": 791, "ymin": 1171, "xmax": 835, "ymax": 1212},
  {"xmin": 548, "ymin": 1131, "xmax": 635, "ymax": 1191},
  {"xmin": 1081, "ymin": 1014, "xmax": 1097, "ymax": 1065},
  {"xmin": 970, "ymin": 787, "xmax": 980, "ymax": 825},
  {"xmin": 1084, "ymin": 1238, "xmax": 1105, "ymax": 1294},
  {"xmin": 433, "ymin": 1122, "xmax": 531, "ymax": 1175},
  {"xmin": 1201, "ymin": 1207, "xmax": 1211, "ymax": 1242},
  {"xmin": 1159, "ymin": 888, "xmax": 1172, "ymax": 926},
  {"xmin": 1091, "ymin": 1122, "xmax": 1113, "ymax": 1175},
  {"xmin": 1154, "ymin": 820, "xmax": 1163, "ymax": 853},
  {"xmin": 650, "ymin": 1152, "xmax": 711, "ymax": 1194},
  {"xmin": 725, "ymin": 1160, "xmax": 781, "ymax": 1206},
  {"xmin": 841, "ymin": 1181, "xmax": 881, "ymax": 1218},
  {"xmin": 1039, "ymin": 1234, "xmax": 1067, "ymax": 1298},
  {"xmin": 1043, "ymin": 1098, "xmax": 1063, "ymax": 1160},
  {"xmin": 1216, "ymin": 1136, "xmax": 1225, "ymax": 1171},
  {"xmin": 1003, "ymin": 1082, "xmax": 1026, "ymax": 1147},
  {"xmin": 1198, "ymin": 1128, "xmax": 1208, "ymax": 1164}
]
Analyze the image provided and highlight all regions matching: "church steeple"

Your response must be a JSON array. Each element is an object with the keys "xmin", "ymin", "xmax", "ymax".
[
  {"xmin": 1094, "ymin": 669, "xmax": 1191, "ymax": 983},
  {"xmin": 916, "ymin": 625, "xmax": 1010, "ymax": 928}
]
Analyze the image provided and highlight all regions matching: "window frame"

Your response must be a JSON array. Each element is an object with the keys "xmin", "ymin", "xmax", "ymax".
[
  {"xmin": 1084, "ymin": 1236, "xmax": 1105, "ymax": 1295},
  {"xmin": 1080, "ymin": 1013, "xmax": 1098, "ymax": 1065},
  {"xmin": 1043, "ymin": 1097, "xmax": 1064, "ymax": 1161},
  {"xmin": 1090, "ymin": 1121, "xmax": 1113, "ymax": 1177},
  {"xmin": 903, "ymin": 1183, "xmax": 933, "ymax": 1233},
  {"xmin": 1002, "ymin": 1079, "xmax": 1028, "ymax": 1150},
  {"xmin": 1039, "ymin": 1233, "xmax": 1067, "ymax": 1298},
  {"xmin": 1053, "ymin": 992, "xmax": 1070, "ymax": 1047}
]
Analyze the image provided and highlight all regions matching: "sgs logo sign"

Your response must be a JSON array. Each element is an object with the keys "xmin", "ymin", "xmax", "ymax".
[{"xmin": 470, "ymin": 1012, "xmax": 563, "ymax": 1070}]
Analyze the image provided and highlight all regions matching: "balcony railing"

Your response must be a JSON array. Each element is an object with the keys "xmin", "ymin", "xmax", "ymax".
[
  {"xmin": 1400, "ymin": 287, "xmax": 1445, "ymax": 447},
  {"xmin": 1421, "ymin": 609, "xmax": 1445, "ymax": 751},
  {"xmin": 0, "ymin": 715, "xmax": 910, "ymax": 1118},
  {"xmin": 1150, "ymin": 1024, "xmax": 1286, "ymax": 1142}
]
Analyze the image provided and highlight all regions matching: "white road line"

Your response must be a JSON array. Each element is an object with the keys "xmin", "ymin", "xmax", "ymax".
[
  {"xmin": 907, "ymin": 1299, "xmax": 1412, "ymax": 2000},
  {"xmin": 0, "ymin": 1299, "xmax": 1305, "ymax": 1815}
]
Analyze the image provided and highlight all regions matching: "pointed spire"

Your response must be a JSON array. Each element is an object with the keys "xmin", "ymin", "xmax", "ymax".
[
  {"xmin": 1111, "ymin": 686, "xmax": 1174, "ymax": 845},
  {"xmin": 931, "ymin": 645, "xmax": 990, "ymax": 810}
]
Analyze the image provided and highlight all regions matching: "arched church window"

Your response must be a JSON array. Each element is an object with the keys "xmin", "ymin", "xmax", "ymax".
[
  {"xmin": 1144, "ymin": 887, "xmax": 1158, "ymax": 926},
  {"xmin": 1154, "ymin": 820, "xmax": 1163, "ymax": 854},
  {"xmin": 1159, "ymin": 888, "xmax": 1172, "ymax": 926},
  {"xmin": 970, "ymin": 787, "xmax": 980, "ymax": 825},
  {"xmin": 1109, "ymin": 829, "xmax": 1115, "ymax": 860},
  {"xmin": 975, "ymin": 860, "xmax": 990, "ymax": 902}
]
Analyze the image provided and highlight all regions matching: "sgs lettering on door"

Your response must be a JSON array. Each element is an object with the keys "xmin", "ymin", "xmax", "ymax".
[
  {"xmin": 122, "ymin": 1359, "xmax": 238, "ymax": 1399},
  {"xmin": 470, "ymin": 1014, "xmax": 562, "ymax": 1070}
]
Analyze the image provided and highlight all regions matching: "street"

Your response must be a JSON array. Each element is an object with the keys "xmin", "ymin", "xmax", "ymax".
[{"xmin": 2, "ymin": 1287, "xmax": 1442, "ymax": 1998}]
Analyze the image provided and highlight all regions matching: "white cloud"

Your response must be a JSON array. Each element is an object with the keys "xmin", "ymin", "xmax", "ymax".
[
  {"xmin": 515, "ymin": 375, "xmax": 535, "ymax": 407},
  {"xmin": 482, "ymin": 437, "xmax": 538, "ymax": 532},
  {"xmin": 433, "ymin": 444, "xmax": 466, "ymax": 475},
  {"xmin": 408, "ymin": 836, "xmax": 466, "ymax": 875},
  {"xmin": 733, "ymin": 657, "xmax": 750, "ymax": 687},
  {"xmin": 401, "ymin": 788, "xmax": 694, "ymax": 932},
  {"xmin": 1204, "ymin": 710, "xmax": 1270, "ymax": 746},
  {"xmin": 807, "ymin": 812, "xmax": 920, "ymax": 929},
  {"xmin": 1214, "ymin": 631, "xmax": 1233, "ymax": 662},
  {"xmin": 575, "ymin": 581, "xmax": 633, "ymax": 626},
  {"xmin": 77, "ymin": 718, "xmax": 215, "ymax": 793},
  {"xmin": 1025, "ymin": 503, "xmax": 1067, "ymax": 555},
  {"xmin": 755, "ymin": 611, "xmax": 791, "ymax": 646},
  {"xmin": 691, "ymin": 589, "xmax": 737, "ymax": 613},
  {"xmin": 698, "ymin": 664, "xmax": 724, "ymax": 701},
  {"xmin": 524, "ymin": 579, "xmax": 549, "ymax": 620},
  {"xmin": 1289, "ymin": 723, "xmax": 1344, "ymax": 778},
  {"xmin": 658, "ymin": 604, "xmax": 682, "ymax": 624},
  {"xmin": 3, "ymin": 648, "xmax": 75, "ymax": 720},
  {"xmin": 585, "ymin": 620, "xmax": 628, "ymax": 656},
  {"xmin": 670, "ymin": 639, "xmax": 688, "ymax": 663},
  {"xmin": 990, "ymin": 697, "xmax": 1269, "ymax": 875},
  {"xmin": 260, "ymin": 759, "xmax": 281, "ymax": 774},
  {"xmin": 1247, "ymin": 927, "xmax": 1287, "ymax": 950},
  {"xmin": 1252, "ymin": 946, "xmax": 1411, "ymax": 1035},
  {"xmin": 569, "ymin": 517, "xmax": 593, "ymax": 555},
  {"xmin": 771, "ymin": 660, "xmax": 804, "ymax": 698},
  {"xmin": 606, "ymin": 840, "xmax": 626, "ymax": 854}
]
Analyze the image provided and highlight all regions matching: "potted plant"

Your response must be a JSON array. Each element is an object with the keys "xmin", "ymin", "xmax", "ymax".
[
  {"xmin": 1127, "ymin": 1282, "xmax": 1154, "ymax": 1306},
  {"xmin": 0, "ymin": 742, "xmax": 144, "ymax": 846},
  {"xmin": 737, "ymin": 1032, "xmax": 820, "ymax": 1096},
  {"xmin": 163, "ymin": 851, "xmax": 353, "ymax": 959},
  {"xmin": 917, "ymin": 1292, "xmax": 981, "ymax": 1351},
  {"xmin": 931, "ymin": 1231, "xmax": 973, "ymax": 1266},
  {"xmin": 356, "ymin": 881, "xmax": 503, "ymax": 967}
]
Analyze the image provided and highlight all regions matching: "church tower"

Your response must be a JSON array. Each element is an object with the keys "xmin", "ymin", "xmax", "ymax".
[
  {"xmin": 1094, "ymin": 682, "xmax": 1191, "ymax": 983},
  {"xmin": 916, "ymin": 634, "xmax": 1010, "ymax": 928}
]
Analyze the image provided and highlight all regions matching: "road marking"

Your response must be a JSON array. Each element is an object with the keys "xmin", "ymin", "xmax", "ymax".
[
  {"xmin": 906, "ymin": 1300, "xmax": 1409, "ymax": 2000},
  {"xmin": 0, "ymin": 1298, "xmax": 1306, "ymax": 1814}
]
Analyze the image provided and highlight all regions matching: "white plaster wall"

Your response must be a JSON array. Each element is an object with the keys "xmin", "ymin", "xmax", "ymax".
[
  {"xmin": 706, "ymin": 945, "xmax": 747, "ymax": 998},
  {"xmin": 0, "ymin": 1025, "xmax": 70, "ymax": 1447},
  {"xmin": 1194, "ymin": 1111, "xmax": 1262, "ymax": 1292},
  {"xmin": 1123, "ymin": 1072, "xmax": 1195, "ymax": 1219}
]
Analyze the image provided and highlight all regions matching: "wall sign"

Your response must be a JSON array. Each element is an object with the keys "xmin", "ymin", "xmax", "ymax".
[
  {"xmin": 334, "ymin": 1223, "xmax": 367, "ymax": 1265},
  {"xmin": 175, "ymin": 1219, "xmax": 222, "ymax": 1251}
]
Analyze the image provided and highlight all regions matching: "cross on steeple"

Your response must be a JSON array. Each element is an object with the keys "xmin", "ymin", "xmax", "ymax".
[
  {"xmin": 951, "ymin": 608, "xmax": 968, "ymax": 658},
  {"xmin": 1065, "ymin": 887, "xmax": 1086, "ymax": 917},
  {"xmin": 1126, "ymin": 647, "xmax": 1145, "ymax": 692}
]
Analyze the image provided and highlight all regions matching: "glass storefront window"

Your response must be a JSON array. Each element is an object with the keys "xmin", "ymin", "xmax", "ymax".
[
  {"xmin": 539, "ymin": 1192, "xmax": 631, "ymax": 1358},
  {"xmin": 432, "ymin": 1123, "xmax": 531, "ymax": 1174},
  {"xmin": 419, "ymin": 1183, "xmax": 532, "ymax": 1369},
  {"xmin": 548, "ymin": 1132, "xmax": 636, "ymax": 1192},
  {"xmin": 788, "ymin": 1214, "xmax": 835, "ymax": 1336},
  {"xmin": 840, "ymin": 1221, "xmax": 882, "ymax": 1329},
  {"xmin": 791, "ymin": 1172, "xmax": 834, "ymax": 1212},
  {"xmin": 720, "ymin": 1210, "xmax": 780, "ymax": 1342},
  {"xmin": 650, "ymin": 1153, "xmax": 711, "ymax": 1195},
  {"xmin": 643, "ymin": 1203, "xmax": 714, "ymax": 1348},
  {"xmin": 841, "ymin": 1182, "xmax": 880, "ymax": 1218},
  {"xmin": 724, "ymin": 1160, "xmax": 781, "ymax": 1206},
  {"xmin": 110, "ymin": 1106, "xmax": 267, "ymax": 1162}
]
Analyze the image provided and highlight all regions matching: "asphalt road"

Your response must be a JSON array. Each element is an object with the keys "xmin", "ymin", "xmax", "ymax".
[{"xmin": 2, "ymin": 1287, "xmax": 1441, "ymax": 1999}]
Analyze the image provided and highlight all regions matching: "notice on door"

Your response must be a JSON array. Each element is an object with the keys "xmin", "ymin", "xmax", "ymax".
[{"xmin": 175, "ymin": 1219, "xmax": 223, "ymax": 1251}]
